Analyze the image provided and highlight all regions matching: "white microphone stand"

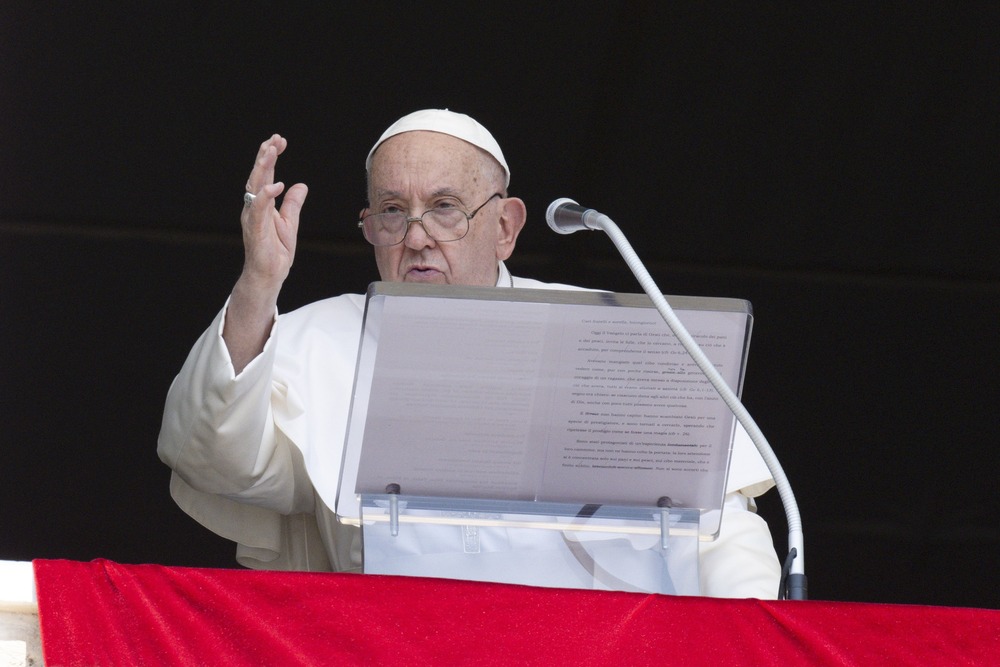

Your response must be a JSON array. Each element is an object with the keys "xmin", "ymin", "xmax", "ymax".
[{"xmin": 547, "ymin": 199, "xmax": 807, "ymax": 600}]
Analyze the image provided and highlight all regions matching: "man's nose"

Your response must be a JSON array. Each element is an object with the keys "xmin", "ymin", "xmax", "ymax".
[{"xmin": 402, "ymin": 217, "xmax": 436, "ymax": 249}]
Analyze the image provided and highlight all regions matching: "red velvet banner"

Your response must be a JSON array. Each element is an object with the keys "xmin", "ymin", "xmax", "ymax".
[{"xmin": 34, "ymin": 559, "xmax": 999, "ymax": 666}]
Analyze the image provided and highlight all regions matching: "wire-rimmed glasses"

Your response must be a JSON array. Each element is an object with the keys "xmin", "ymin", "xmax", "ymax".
[{"xmin": 358, "ymin": 193, "xmax": 502, "ymax": 246}]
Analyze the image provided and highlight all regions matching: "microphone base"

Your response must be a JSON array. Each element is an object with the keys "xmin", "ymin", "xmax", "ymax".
[{"xmin": 786, "ymin": 574, "xmax": 808, "ymax": 601}]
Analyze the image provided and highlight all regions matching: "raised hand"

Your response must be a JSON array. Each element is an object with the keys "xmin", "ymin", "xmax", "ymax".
[
  {"xmin": 240, "ymin": 134, "xmax": 308, "ymax": 293},
  {"xmin": 224, "ymin": 135, "xmax": 309, "ymax": 372}
]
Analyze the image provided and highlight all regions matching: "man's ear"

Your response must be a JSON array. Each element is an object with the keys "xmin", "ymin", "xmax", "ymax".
[{"xmin": 495, "ymin": 196, "xmax": 527, "ymax": 261}]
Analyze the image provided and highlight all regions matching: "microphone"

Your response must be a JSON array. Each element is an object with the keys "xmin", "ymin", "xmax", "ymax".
[
  {"xmin": 546, "ymin": 197, "xmax": 808, "ymax": 600},
  {"xmin": 545, "ymin": 198, "xmax": 611, "ymax": 234}
]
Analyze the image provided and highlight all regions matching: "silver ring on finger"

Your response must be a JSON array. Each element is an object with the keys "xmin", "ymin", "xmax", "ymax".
[{"xmin": 244, "ymin": 192, "xmax": 256, "ymax": 208}]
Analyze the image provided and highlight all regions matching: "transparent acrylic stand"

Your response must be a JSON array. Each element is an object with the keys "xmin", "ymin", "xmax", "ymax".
[{"xmin": 359, "ymin": 492, "xmax": 702, "ymax": 595}]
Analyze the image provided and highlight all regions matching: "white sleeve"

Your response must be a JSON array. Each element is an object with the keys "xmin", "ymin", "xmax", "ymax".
[
  {"xmin": 727, "ymin": 422, "xmax": 777, "ymax": 498},
  {"xmin": 156, "ymin": 300, "xmax": 313, "ymax": 516},
  {"xmin": 698, "ymin": 492, "xmax": 781, "ymax": 598}
]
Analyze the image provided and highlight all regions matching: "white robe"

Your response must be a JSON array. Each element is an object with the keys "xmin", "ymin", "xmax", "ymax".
[{"xmin": 158, "ymin": 262, "xmax": 780, "ymax": 597}]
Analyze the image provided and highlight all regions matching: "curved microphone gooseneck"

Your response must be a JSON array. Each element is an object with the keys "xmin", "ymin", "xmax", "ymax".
[{"xmin": 546, "ymin": 198, "xmax": 807, "ymax": 600}]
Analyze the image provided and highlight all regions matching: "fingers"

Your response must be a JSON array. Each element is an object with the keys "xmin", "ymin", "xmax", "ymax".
[
  {"xmin": 233, "ymin": 135, "xmax": 306, "ymax": 294},
  {"xmin": 240, "ymin": 181, "xmax": 285, "ymax": 220},
  {"xmin": 240, "ymin": 134, "xmax": 302, "ymax": 218},
  {"xmin": 245, "ymin": 134, "xmax": 287, "ymax": 195},
  {"xmin": 238, "ymin": 135, "xmax": 307, "ymax": 253},
  {"xmin": 279, "ymin": 183, "xmax": 309, "ymax": 225}
]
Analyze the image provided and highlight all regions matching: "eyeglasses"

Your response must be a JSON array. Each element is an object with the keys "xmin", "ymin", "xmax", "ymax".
[{"xmin": 358, "ymin": 193, "xmax": 502, "ymax": 247}]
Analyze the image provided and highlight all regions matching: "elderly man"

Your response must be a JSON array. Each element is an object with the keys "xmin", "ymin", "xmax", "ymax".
[{"xmin": 158, "ymin": 109, "xmax": 780, "ymax": 597}]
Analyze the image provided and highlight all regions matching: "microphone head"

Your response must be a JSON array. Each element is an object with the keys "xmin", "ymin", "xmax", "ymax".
[{"xmin": 546, "ymin": 198, "xmax": 587, "ymax": 234}]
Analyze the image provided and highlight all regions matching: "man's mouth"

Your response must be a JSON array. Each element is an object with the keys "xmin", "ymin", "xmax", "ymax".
[{"xmin": 404, "ymin": 265, "xmax": 444, "ymax": 281}]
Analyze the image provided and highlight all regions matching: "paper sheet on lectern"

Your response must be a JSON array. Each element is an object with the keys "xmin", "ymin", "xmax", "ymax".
[{"xmin": 337, "ymin": 284, "xmax": 751, "ymax": 526}]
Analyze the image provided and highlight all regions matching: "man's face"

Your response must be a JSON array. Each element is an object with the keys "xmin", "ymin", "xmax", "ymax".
[{"xmin": 367, "ymin": 131, "xmax": 520, "ymax": 287}]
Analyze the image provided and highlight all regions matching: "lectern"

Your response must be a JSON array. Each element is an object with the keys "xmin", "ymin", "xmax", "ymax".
[{"xmin": 336, "ymin": 283, "xmax": 754, "ymax": 595}]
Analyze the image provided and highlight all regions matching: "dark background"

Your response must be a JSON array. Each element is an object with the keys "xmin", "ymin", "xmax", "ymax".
[{"xmin": 2, "ymin": 4, "xmax": 997, "ymax": 608}]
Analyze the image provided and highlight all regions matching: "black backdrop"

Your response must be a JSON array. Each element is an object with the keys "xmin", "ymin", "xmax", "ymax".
[{"xmin": 2, "ymin": 4, "xmax": 997, "ymax": 609}]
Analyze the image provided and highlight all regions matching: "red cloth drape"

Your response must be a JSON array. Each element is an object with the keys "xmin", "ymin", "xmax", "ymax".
[{"xmin": 34, "ymin": 559, "xmax": 999, "ymax": 666}]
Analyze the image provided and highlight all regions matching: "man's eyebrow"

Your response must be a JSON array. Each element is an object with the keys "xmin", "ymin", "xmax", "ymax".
[
  {"xmin": 371, "ymin": 187, "xmax": 467, "ymax": 202},
  {"xmin": 428, "ymin": 188, "xmax": 466, "ymax": 202}
]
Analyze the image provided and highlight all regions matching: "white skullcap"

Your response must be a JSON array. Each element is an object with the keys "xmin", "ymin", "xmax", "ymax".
[{"xmin": 365, "ymin": 109, "xmax": 510, "ymax": 187}]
